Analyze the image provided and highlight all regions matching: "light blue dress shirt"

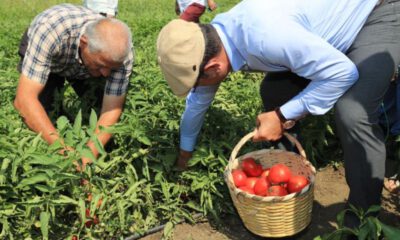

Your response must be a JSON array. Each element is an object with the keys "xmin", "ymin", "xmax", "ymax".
[{"xmin": 180, "ymin": 0, "xmax": 379, "ymax": 152}]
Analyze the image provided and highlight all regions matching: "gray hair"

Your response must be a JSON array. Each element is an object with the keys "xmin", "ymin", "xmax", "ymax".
[{"xmin": 83, "ymin": 18, "xmax": 132, "ymax": 63}]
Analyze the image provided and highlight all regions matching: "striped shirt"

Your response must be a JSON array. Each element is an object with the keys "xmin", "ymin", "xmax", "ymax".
[{"xmin": 21, "ymin": 4, "xmax": 134, "ymax": 96}]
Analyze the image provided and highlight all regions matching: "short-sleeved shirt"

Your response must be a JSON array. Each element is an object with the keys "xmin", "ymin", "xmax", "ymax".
[{"xmin": 21, "ymin": 3, "xmax": 134, "ymax": 96}]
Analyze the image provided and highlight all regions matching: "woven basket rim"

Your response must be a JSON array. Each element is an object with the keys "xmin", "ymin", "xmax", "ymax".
[{"xmin": 225, "ymin": 132, "xmax": 316, "ymax": 202}]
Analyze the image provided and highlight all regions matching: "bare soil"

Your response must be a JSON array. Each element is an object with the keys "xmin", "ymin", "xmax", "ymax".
[{"xmin": 140, "ymin": 166, "xmax": 400, "ymax": 240}]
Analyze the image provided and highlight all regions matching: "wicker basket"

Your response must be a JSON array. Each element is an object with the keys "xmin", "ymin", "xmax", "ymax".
[{"xmin": 224, "ymin": 131, "xmax": 316, "ymax": 238}]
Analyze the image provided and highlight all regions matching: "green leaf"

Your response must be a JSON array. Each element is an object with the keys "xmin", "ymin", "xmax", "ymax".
[
  {"xmin": 89, "ymin": 109, "xmax": 98, "ymax": 132},
  {"xmin": 380, "ymin": 221, "xmax": 400, "ymax": 240},
  {"xmin": 163, "ymin": 221, "xmax": 174, "ymax": 238},
  {"xmin": 52, "ymin": 173, "xmax": 80, "ymax": 181},
  {"xmin": 117, "ymin": 200, "xmax": 126, "ymax": 227},
  {"xmin": 91, "ymin": 135, "xmax": 105, "ymax": 155},
  {"xmin": 17, "ymin": 173, "xmax": 49, "ymax": 188},
  {"xmin": 138, "ymin": 135, "xmax": 151, "ymax": 146},
  {"xmin": 56, "ymin": 116, "xmax": 69, "ymax": 132},
  {"xmin": 185, "ymin": 201, "xmax": 202, "ymax": 212},
  {"xmin": 40, "ymin": 211, "xmax": 50, "ymax": 240},
  {"xmin": 51, "ymin": 195, "xmax": 78, "ymax": 205},
  {"xmin": 18, "ymin": 196, "xmax": 44, "ymax": 205},
  {"xmin": 26, "ymin": 153, "xmax": 60, "ymax": 166},
  {"xmin": 34, "ymin": 184, "xmax": 65, "ymax": 194},
  {"xmin": 78, "ymin": 198, "xmax": 86, "ymax": 228},
  {"xmin": 358, "ymin": 222, "xmax": 372, "ymax": 240},
  {"xmin": 73, "ymin": 110, "xmax": 82, "ymax": 136},
  {"xmin": 365, "ymin": 205, "xmax": 380, "ymax": 216},
  {"xmin": 31, "ymin": 133, "xmax": 42, "ymax": 148}
]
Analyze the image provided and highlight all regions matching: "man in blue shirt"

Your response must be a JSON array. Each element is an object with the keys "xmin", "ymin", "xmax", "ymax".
[{"xmin": 157, "ymin": 0, "xmax": 400, "ymax": 228}]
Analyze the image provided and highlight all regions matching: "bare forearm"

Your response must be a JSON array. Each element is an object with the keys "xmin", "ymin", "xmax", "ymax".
[
  {"xmin": 87, "ymin": 108, "xmax": 122, "ymax": 157},
  {"xmin": 14, "ymin": 96, "xmax": 59, "ymax": 144}
]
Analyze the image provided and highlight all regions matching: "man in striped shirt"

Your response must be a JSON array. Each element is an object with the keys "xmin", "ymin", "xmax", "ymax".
[{"xmin": 14, "ymin": 4, "xmax": 134, "ymax": 169}]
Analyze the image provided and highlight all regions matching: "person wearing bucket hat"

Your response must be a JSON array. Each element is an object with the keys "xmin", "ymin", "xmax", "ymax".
[{"xmin": 157, "ymin": 0, "xmax": 400, "ymax": 229}]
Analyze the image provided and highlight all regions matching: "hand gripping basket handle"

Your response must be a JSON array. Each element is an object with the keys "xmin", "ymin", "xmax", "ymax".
[{"xmin": 229, "ymin": 131, "xmax": 307, "ymax": 163}]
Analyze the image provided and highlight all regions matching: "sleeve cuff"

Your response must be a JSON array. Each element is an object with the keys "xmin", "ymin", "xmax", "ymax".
[
  {"xmin": 180, "ymin": 135, "xmax": 197, "ymax": 152},
  {"xmin": 280, "ymin": 99, "xmax": 307, "ymax": 120}
]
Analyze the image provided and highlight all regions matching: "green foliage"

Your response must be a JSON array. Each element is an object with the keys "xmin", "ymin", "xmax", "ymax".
[{"xmin": 314, "ymin": 205, "xmax": 400, "ymax": 240}]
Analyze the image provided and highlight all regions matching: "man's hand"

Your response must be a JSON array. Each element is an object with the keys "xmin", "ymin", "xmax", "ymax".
[
  {"xmin": 176, "ymin": 149, "xmax": 193, "ymax": 170},
  {"xmin": 253, "ymin": 111, "xmax": 284, "ymax": 142},
  {"xmin": 207, "ymin": 0, "xmax": 217, "ymax": 11},
  {"xmin": 75, "ymin": 157, "xmax": 91, "ymax": 172}
]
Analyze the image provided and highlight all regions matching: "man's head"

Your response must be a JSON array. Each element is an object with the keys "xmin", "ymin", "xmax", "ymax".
[
  {"xmin": 80, "ymin": 18, "xmax": 132, "ymax": 77},
  {"xmin": 157, "ymin": 19, "xmax": 230, "ymax": 97}
]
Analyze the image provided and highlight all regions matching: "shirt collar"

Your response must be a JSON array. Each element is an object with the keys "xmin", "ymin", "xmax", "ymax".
[{"xmin": 212, "ymin": 23, "xmax": 246, "ymax": 72}]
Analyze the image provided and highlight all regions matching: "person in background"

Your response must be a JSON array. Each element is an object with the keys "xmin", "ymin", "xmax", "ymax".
[
  {"xmin": 380, "ymin": 78, "xmax": 400, "ymax": 193},
  {"xmin": 83, "ymin": 0, "xmax": 119, "ymax": 17},
  {"xmin": 14, "ymin": 4, "xmax": 134, "ymax": 170},
  {"xmin": 175, "ymin": 0, "xmax": 217, "ymax": 23},
  {"xmin": 157, "ymin": 0, "xmax": 400, "ymax": 230}
]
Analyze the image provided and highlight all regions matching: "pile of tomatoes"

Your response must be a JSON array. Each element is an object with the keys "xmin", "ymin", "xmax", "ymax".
[{"xmin": 231, "ymin": 157, "xmax": 309, "ymax": 197}]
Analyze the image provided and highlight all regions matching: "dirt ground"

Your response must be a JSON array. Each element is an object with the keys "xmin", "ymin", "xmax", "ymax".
[{"xmin": 140, "ymin": 166, "xmax": 400, "ymax": 240}]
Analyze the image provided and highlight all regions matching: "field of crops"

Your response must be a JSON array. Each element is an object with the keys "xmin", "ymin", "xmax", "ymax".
[{"xmin": 0, "ymin": 0, "xmax": 340, "ymax": 239}]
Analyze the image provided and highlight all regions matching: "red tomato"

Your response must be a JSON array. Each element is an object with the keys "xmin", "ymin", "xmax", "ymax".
[
  {"xmin": 245, "ymin": 177, "xmax": 258, "ymax": 189},
  {"xmin": 80, "ymin": 178, "xmax": 89, "ymax": 186},
  {"xmin": 268, "ymin": 185, "xmax": 288, "ymax": 196},
  {"xmin": 72, "ymin": 236, "xmax": 78, "ymax": 240},
  {"xmin": 97, "ymin": 198, "xmax": 103, "ymax": 208},
  {"xmin": 254, "ymin": 178, "xmax": 270, "ymax": 196},
  {"xmin": 232, "ymin": 169, "xmax": 247, "ymax": 187},
  {"xmin": 85, "ymin": 208, "xmax": 91, "ymax": 218},
  {"xmin": 260, "ymin": 168, "xmax": 270, "ymax": 179},
  {"xmin": 287, "ymin": 175, "xmax": 309, "ymax": 193},
  {"xmin": 268, "ymin": 164, "xmax": 292, "ymax": 184},
  {"xmin": 85, "ymin": 220, "xmax": 93, "ymax": 228},
  {"xmin": 241, "ymin": 157, "xmax": 263, "ymax": 177},
  {"xmin": 239, "ymin": 186, "xmax": 255, "ymax": 194},
  {"xmin": 93, "ymin": 215, "xmax": 100, "ymax": 225}
]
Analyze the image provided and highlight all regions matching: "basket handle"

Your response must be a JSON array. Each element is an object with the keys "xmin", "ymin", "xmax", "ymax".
[{"xmin": 229, "ymin": 131, "xmax": 306, "ymax": 162}]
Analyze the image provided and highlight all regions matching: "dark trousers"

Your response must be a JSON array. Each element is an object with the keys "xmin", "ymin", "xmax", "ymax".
[
  {"xmin": 179, "ymin": 3, "xmax": 206, "ymax": 23},
  {"xmin": 380, "ymin": 81, "xmax": 400, "ymax": 179},
  {"xmin": 17, "ymin": 30, "xmax": 104, "ymax": 116},
  {"xmin": 260, "ymin": 0, "xmax": 400, "ymax": 218}
]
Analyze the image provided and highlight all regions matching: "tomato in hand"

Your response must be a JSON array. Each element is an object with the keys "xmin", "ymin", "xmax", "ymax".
[
  {"xmin": 287, "ymin": 175, "xmax": 309, "ymax": 193},
  {"xmin": 268, "ymin": 164, "xmax": 291, "ymax": 184},
  {"xmin": 254, "ymin": 177, "xmax": 269, "ymax": 196},
  {"xmin": 267, "ymin": 185, "xmax": 288, "ymax": 196},
  {"xmin": 232, "ymin": 169, "xmax": 247, "ymax": 187},
  {"xmin": 241, "ymin": 157, "xmax": 262, "ymax": 177}
]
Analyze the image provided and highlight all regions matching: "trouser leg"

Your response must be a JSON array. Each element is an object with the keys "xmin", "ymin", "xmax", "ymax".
[
  {"xmin": 335, "ymin": 0, "xmax": 400, "ymax": 214},
  {"xmin": 179, "ymin": 3, "xmax": 206, "ymax": 23},
  {"xmin": 380, "ymin": 81, "xmax": 400, "ymax": 178},
  {"xmin": 68, "ymin": 78, "xmax": 105, "ymax": 113},
  {"xmin": 259, "ymin": 72, "xmax": 310, "ymax": 151}
]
